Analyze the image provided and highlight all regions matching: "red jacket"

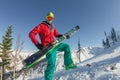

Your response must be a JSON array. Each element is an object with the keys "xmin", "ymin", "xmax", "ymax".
[{"xmin": 29, "ymin": 21, "xmax": 59, "ymax": 47}]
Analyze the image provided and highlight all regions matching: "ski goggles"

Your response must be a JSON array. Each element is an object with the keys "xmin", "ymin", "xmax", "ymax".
[{"xmin": 46, "ymin": 16, "xmax": 54, "ymax": 21}]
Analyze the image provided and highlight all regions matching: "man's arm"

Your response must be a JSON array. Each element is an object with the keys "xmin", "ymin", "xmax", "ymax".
[
  {"xmin": 29, "ymin": 24, "xmax": 42, "ymax": 49},
  {"xmin": 54, "ymin": 28, "xmax": 70, "ymax": 39}
]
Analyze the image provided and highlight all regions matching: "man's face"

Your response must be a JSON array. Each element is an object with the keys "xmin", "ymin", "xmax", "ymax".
[{"xmin": 46, "ymin": 16, "xmax": 54, "ymax": 24}]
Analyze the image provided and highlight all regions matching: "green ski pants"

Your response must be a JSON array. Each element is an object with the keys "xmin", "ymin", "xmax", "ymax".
[{"xmin": 44, "ymin": 43, "xmax": 73, "ymax": 80}]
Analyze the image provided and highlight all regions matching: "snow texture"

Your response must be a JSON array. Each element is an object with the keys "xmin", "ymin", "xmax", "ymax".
[{"xmin": 16, "ymin": 42, "xmax": 120, "ymax": 80}]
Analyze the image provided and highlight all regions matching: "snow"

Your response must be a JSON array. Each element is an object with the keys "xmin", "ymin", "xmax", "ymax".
[{"xmin": 16, "ymin": 41, "xmax": 120, "ymax": 80}]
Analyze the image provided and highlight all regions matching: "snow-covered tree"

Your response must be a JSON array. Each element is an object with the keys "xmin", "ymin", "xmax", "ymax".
[
  {"xmin": 111, "ymin": 27, "xmax": 117, "ymax": 45},
  {"xmin": 103, "ymin": 31, "xmax": 110, "ymax": 49},
  {"xmin": 102, "ymin": 39, "xmax": 106, "ymax": 49},
  {"xmin": 102, "ymin": 27, "xmax": 120, "ymax": 49},
  {"xmin": 11, "ymin": 34, "xmax": 24, "ymax": 80},
  {"xmin": 78, "ymin": 38, "xmax": 81, "ymax": 62},
  {"xmin": 0, "ymin": 25, "xmax": 13, "ymax": 79}
]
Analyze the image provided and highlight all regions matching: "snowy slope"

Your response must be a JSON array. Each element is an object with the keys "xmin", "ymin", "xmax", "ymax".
[{"xmin": 17, "ymin": 42, "xmax": 120, "ymax": 80}]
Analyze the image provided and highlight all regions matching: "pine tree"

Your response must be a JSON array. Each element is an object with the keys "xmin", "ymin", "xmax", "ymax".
[
  {"xmin": 0, "ymin": 26, "xmax": 13, "ymax": 59},
  {"xmin": 111, "ymin": 27, "xmax": 117, "ymax": 45},
  {"xmin": 78, "ymin": 38, "xmax": 81, "ymax": 62},
  {"xmin": 0, "ymin": 25, "xmax": 13, "ymax": 79},
  {"xmin": 103, "ymin": 31, "xmax": 110, "ymax": 48},
  {"xmin": 102, "ymin": 27, "xmax": 120, "ymax": 49},
  {"xmin": 106, "ymin": 38, "xmax": 110, "ymax": 48},
  {"xmin": 102, "ymin": 39, "xmax": 106, "ymax": 49},
  {"xmin": 104, "ymin": 31, "xmax": 107, "ymax": 38}
]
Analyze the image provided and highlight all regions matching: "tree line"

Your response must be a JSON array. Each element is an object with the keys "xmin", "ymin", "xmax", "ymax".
[{"xmin": 102, "ymin": 27, "xmax": 120, "ymax": 49}]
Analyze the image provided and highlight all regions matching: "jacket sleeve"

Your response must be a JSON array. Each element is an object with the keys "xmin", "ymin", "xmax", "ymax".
[
  {"xmin": 29, "ymin": 24, "xmax": 42, "ymax": 45},
  {"xmin": 54, "ymin": 27, "xmax": 59, "ymax": 37}
]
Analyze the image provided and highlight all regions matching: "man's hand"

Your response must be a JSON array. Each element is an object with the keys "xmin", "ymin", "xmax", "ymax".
[
  {"xmin": 57, "ymin": 34, "xmax": 63, "ymax": 38},
  {"xmin": 65, "ymin": 35, "xmax": 70, "ymax": 39},
  {"xmin": 58, "ymin": 34, "xmax": 70, "ymax": 39},
  {"xmin": 36, "ymin": 43, "xmax": 43, "ymax": 50}
]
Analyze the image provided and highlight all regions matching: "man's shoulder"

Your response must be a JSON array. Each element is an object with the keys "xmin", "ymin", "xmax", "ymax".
[
  {"xmin": 41, "ymin": 21, "xmax": 56, "ymax": 28},
  {"xmin": 40, "ymin": 21, "xmax": 48, "ymax": 26}
]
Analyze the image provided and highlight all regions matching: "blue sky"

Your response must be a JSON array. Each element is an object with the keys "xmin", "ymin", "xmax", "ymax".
[{"xmin": 0, "ymin": 0, "xmax": 120, "ymax": 52}]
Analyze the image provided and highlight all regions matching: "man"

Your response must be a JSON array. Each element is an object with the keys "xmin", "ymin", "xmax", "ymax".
[{"xmin": 29, "ymin": 12, "xmax": 76, "ymax": 80}]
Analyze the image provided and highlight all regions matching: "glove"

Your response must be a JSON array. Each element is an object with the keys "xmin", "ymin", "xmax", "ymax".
[
  {"xmin": 66, "ymin": 35, "xmax": 70, "ymax": 39},
  {"xmin": 57, "ymin": 34, "xmax": 70, "ymax": 39},
  {"xmin": 36, "ymin": 43, "xmax": 43, "ymax": 50},
  {"xmin": 57, "ymin": 34, "xmax": 63, "ymax": 38}
]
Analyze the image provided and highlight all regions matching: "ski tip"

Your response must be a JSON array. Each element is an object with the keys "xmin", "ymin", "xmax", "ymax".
[{"xmin": 75, "ymin": 25, "xmax": 80, "ymax": 30}]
